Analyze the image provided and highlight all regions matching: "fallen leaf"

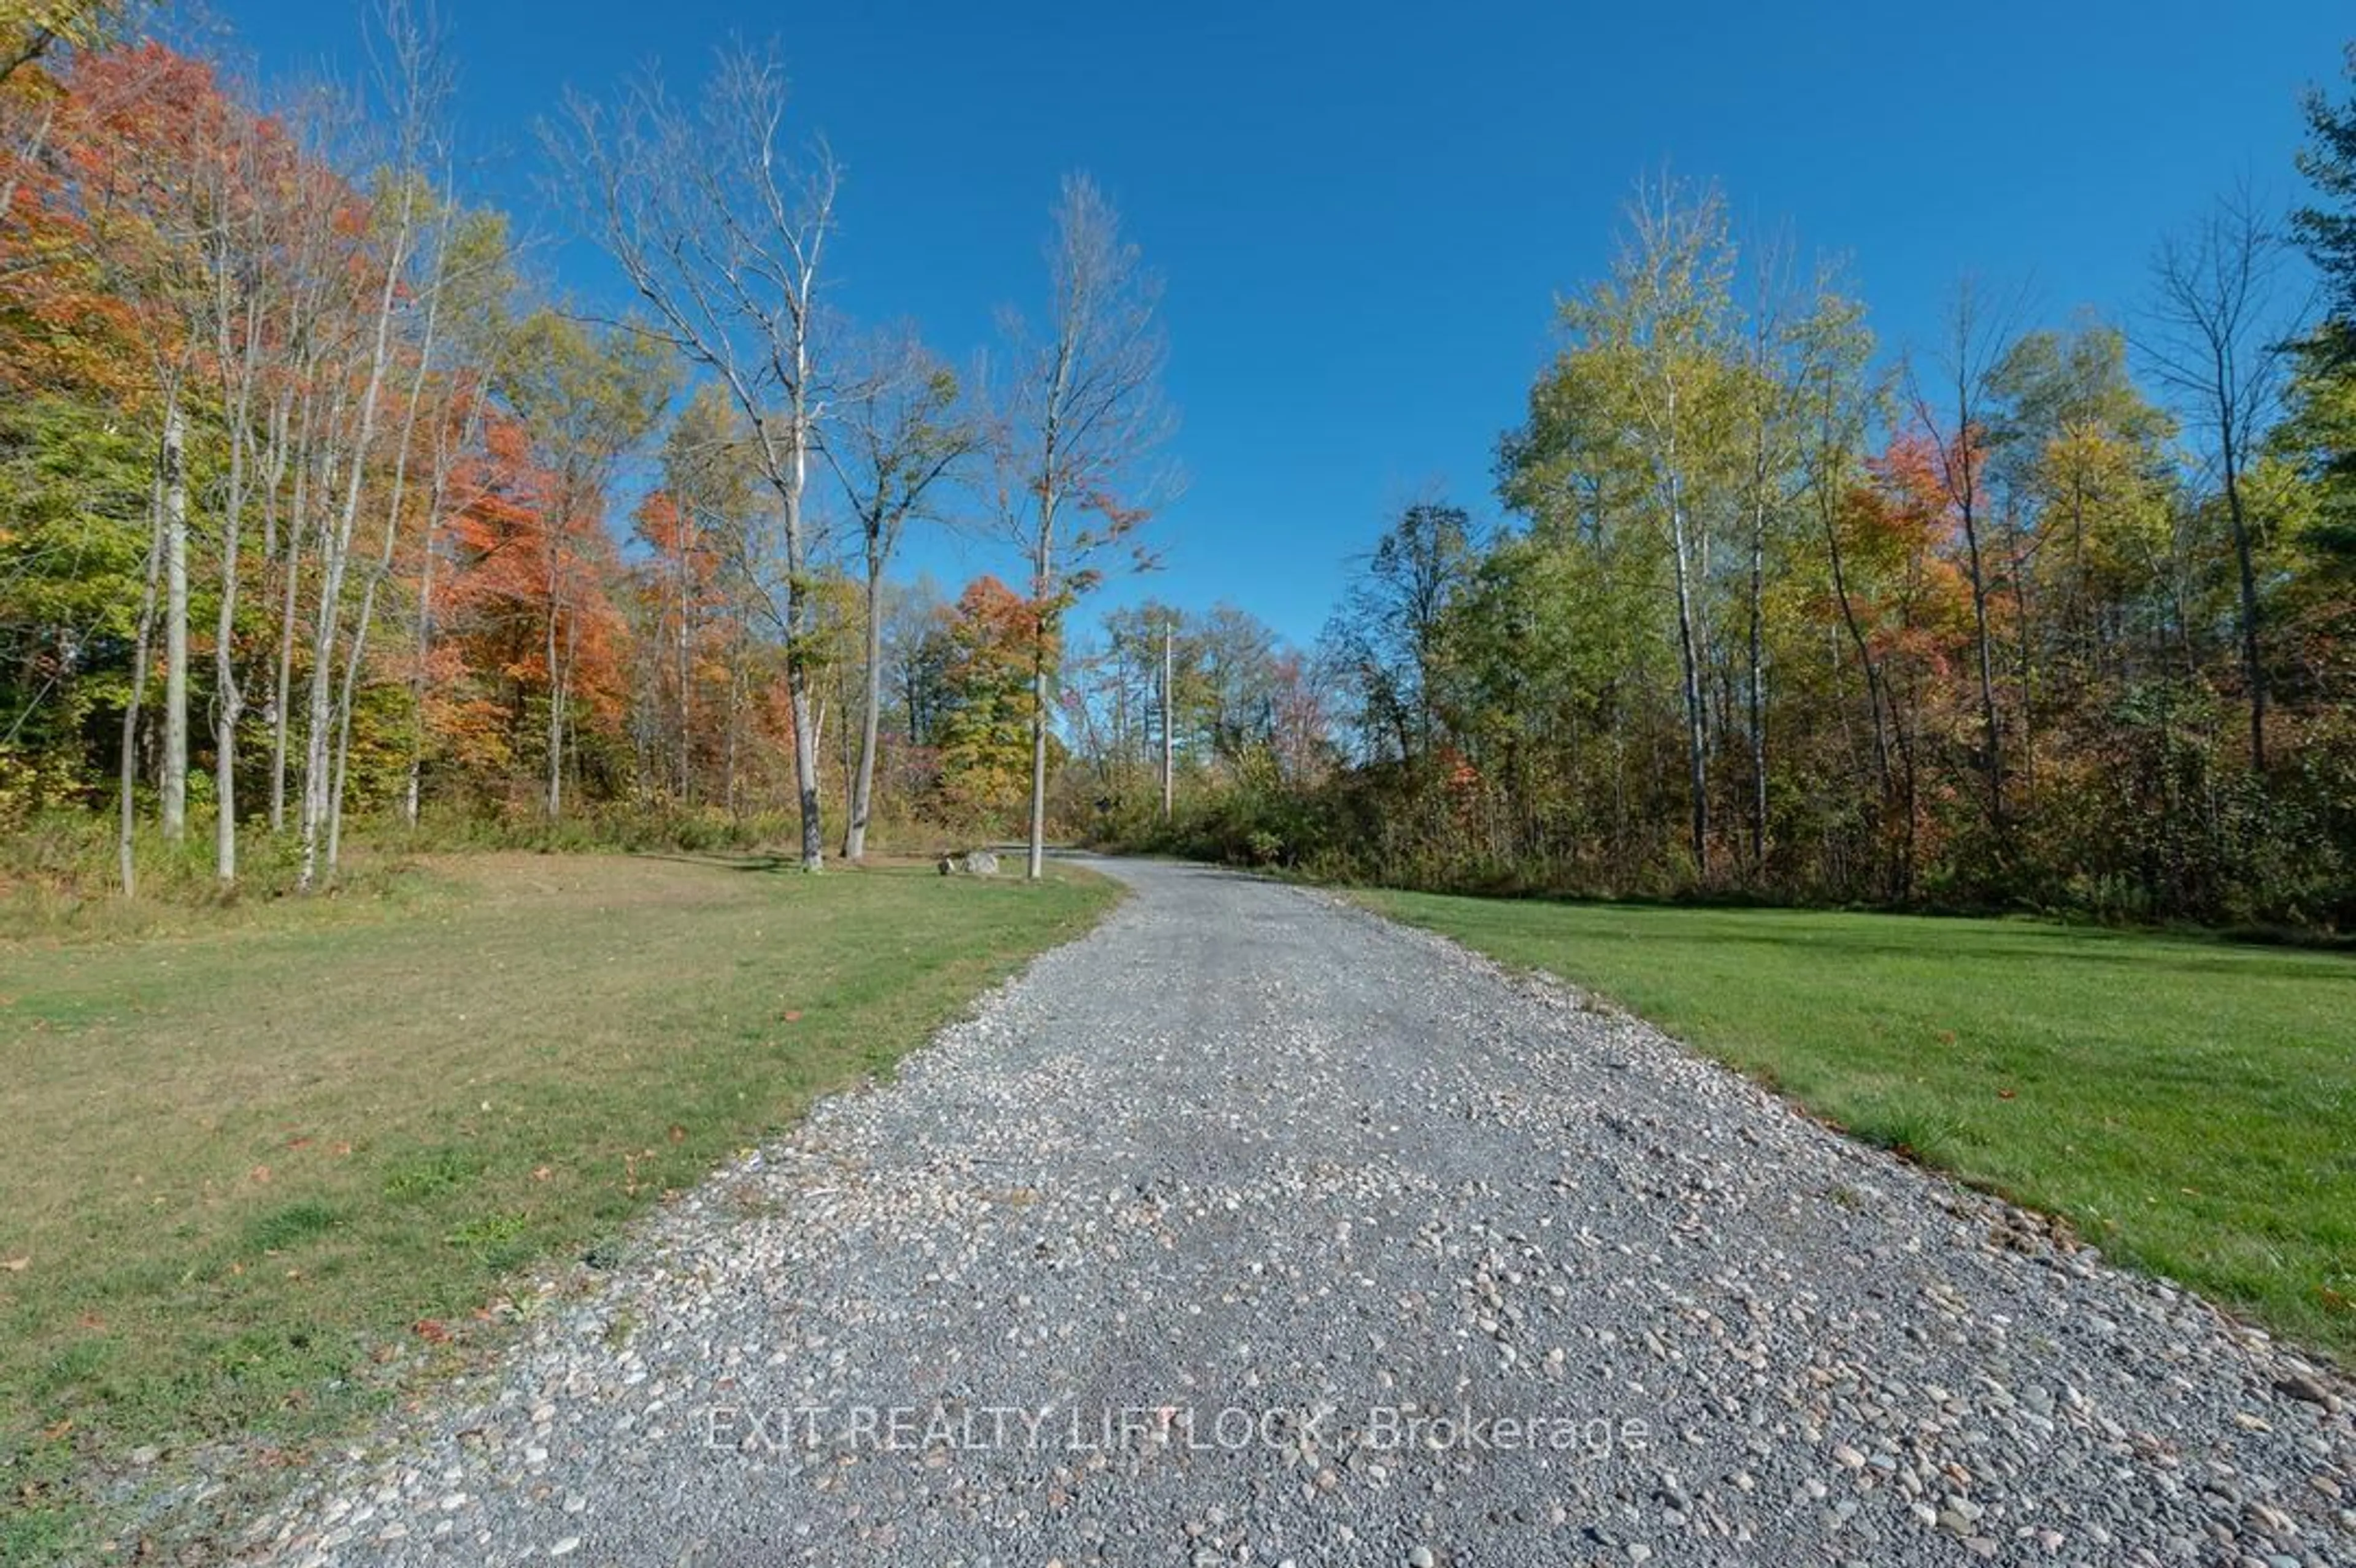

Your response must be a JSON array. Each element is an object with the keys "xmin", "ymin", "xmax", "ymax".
[
  {"xmin": 2, "ymin": 1256, "xmax": 27, "ymax": 1273},
  {"xmin": 668, "ymin": 1124, "xmax": 687, "ymax": 1144},
  {"xmin": 1996, "ymin": 1088, "xmax": 2016, "ymax": 1101},
  {"xmin": 531, "ymin": 1166, "xmax": 552, "ymax": 1182},
  {"xmin": 781, "ymin": 1010, "xmax": 803, "ymax": 1023},
  {"xmin": 412, "ymin": 1318, "xmax": 450, "ymax": 1344},
  {"xmin": 248, "ymin": 1165, "xmax": 272, "ymax": 1185}
]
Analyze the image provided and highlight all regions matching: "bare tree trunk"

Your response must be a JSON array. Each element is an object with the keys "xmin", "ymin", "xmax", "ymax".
[
  {"xmin": 299, "ymin": 215, "xmax": 415, "ymax": 889},
  {"xmin": 2219, "ymin": 393, "xmax": 2266, "ymax": 771},
  {"xmin": 404, "ymin": 509, "xmax": 439, "ymax": 828},
  {"xmin": 825, "ymin": 332, "xmax": 977, "ymax": 858},
  {"xmin": 844, "ymin": 568, "xmax": 884, "ymax": 860},
  {"xmin": 1028, "ymin": 651, "xmax": 1051, "ymax": 871},
  {"xmin": 544, "ymin": 594, "xmax": 568, "ymax": 819},
  {"xmin": 118, "ymin": 472, "xmax": 168, "ymax": 896},
  {"xmin": 1821, "ymin": 501, "xmax": 1891, "ymax": 796},
  {"xmin": 2145, "ymin": 194, "xmax": 2281, "ymax": 775},
  {"xmin": 1915, "ymin": 285, "xmax": 2019, "ymax": 847},
  {"xmin": 215, "ymin": 396, "xmax": 250, "ymax": 883},
  {"xmin": 2004, "ymin": 501, "xmax": 2039, "ymax": 807},
  {"xmin": 210, "ymin": 303, "xmax": 271, "ymax": 883},
  {"xmin": 336, "ymin": 228, "xmax": 451, "ymax": 861},
  {"xmin": 297, "ymin": 435, "xmax": 358, "ymax": 888},
  {"xmin": 992, "ymin": 177, "xmax": 1169, "ymax": 880},
  {"xmin": 405, "ymin": 402, "xmax": 475, "ymax": 828},
  {"xmin": 1161, "ymin": 620, "xmax": 1174, "ymax": 820},
  {"xmin": 160, "ymin": 394, "xmax": 188, "ymax": 843},
  {"xmin": 554, "ymin": 58, "xmax": 839, "ymax": 868},
  {"xmin": 674, "ymin": 521, "xmax": 694, "ymax": 803},
  {"xmin": 1746, "ymin": 481, "xmax": 1768, "ymax": 877},
  {"xmin": 327, "ymin": 601, "xmax": 369, "ymax": 867},
  {"xmin": 1958, "ymin": 488, "xmax": 2005, "ymax": 837},
  {"xmin": 296, "ymin": 11, "xmax": 436, "ymax": 890},
  {"xmin": 328, "ymin": 487, "xmax": 412, "ymax": 868},
  {"xmin": 782, "ymin": 384, "xmax": 823, "ymax": 867},
  {"xmin": 271, "ymin": 385, "xmax": 326, "ymax": 832},
  {"xmin": 1667, "ymin": 460, "xmax": 1709, "ymax": 882},
  {"xmin": 1027, "ymin": 529, "xmax": 1055, "ymax": 880}
]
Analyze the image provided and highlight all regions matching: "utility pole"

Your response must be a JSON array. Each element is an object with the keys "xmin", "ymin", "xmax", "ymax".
[
  {"xmin": 1112, "ymin": 633, "xmax": 1128, "ymax": 780},
  {"xmin": 1161, "ymin": 618, "xmax": 1175, "ymax": 821}
]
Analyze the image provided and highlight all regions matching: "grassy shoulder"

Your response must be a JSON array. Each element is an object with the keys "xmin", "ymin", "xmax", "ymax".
[
  {"xmin": 1356, "ymin": 890, "xmax": 2356, "ymax": 1364},
  {"xmin": 0, "ymin": 851, "xmax": 1116, "ymax": 1562}
]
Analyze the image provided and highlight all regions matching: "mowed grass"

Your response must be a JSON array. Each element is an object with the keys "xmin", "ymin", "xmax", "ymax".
[
  {"xmin": 0, "ymin": 851, "xmax": 1116, "ymax": 1562},
  {"xmin": 1358, "ymin": 891, "xmax": 2356, "ymax": 1362}
]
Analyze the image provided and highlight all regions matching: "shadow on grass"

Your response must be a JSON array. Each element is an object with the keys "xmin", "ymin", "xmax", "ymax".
[
  {"xmin": 1600, "ymin": 921, "xmax": 2348, "ymax": 982},
  {"xmin": 1396, "ymin": 891, "xmax": 2356, "ymax": 980},
  {"xmin": 629, "ymin": 850, "xmax": 796, "ymax": 874}
]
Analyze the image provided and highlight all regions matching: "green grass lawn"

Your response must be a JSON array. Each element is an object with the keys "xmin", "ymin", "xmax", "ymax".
[
  {"xmin": 0, "ymin": 851, "xmax": 1115, "ymax": 1563},
  {"xmin": 1358, "ymin": 890, "xmax": 2356, "ymax": 1364}
]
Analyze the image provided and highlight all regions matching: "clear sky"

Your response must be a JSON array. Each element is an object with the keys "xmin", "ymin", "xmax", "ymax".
[{"xmin": 210, "ymin": 0, "xmax": 2351, "ymax": 647}]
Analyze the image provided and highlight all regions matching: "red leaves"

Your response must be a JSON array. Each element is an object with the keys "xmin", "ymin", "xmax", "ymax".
[
  {"xmin": 437, "ymin": 414, "xmax": 633, "ymax": 751},
  {"xmin": 931, "ymin": 575, "xmax": 1052, "ymax": 818}
]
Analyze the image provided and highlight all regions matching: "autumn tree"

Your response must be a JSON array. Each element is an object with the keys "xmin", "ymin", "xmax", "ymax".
[
  {"xmin": 1518, "ymin": 177, "xmax": 1741, "ymax": 879},
  {"xmin": 552, "ymin": 42, "xmax": 838, "ymax": 869},
  {"xmin": 634, "ymin": 384, "xmax": 756, "ymax": 804},
  {"xmin": 824, "ymin": 326, "xmax": 978, "ymax": 859},
  {"xmin": 1907, "ymin": 280, "xmax": 2025, "ymax": 848},
  {"xmin": 2142, "ymin": 191, "xmax": 2293, "ymax": 773},
  {"xmin": 2294, "ymin": 44, "xmax": 2356, "ymax": 389},
  {"xmin": 2, "ymin": 2, "xmax": 135, "ymax": 88},
  {"xmin": 2279, "ymin": 48, "xmax": 2356, "ymax": 699},
  {"xmin": 995, "ymin": 174, "xmax": 1173, "ymax": 878},
  {"xmin": 495, "ymin": 309, "xmax": 671, "ymax": 817},
  {"xmin": 934, "ymin": 575, "xmax": 1045, "ymax": 828},
  {"xmin": 1325, "ymin": 501, "xmax": 1480, "ymax": 766}
]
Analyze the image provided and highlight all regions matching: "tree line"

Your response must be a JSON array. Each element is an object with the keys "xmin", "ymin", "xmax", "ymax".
[
  {"xmin": 0, "ymin": 4, "xmax": 1173, "ymax": 891},
  {"xmin": 11, "ymin": 5, "xmax": 2355, "ymax": 930},
  {"xmin": 1131, "ymin": 52, "xmax": 2356, "ymax": 930}
]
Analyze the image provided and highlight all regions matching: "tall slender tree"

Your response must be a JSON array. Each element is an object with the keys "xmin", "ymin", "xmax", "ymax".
[
  {"xmin": 995, "ymin": 174, "xmax": 1173, "ymax": 880},
  {"xmin": 552, "ymin": 44, "xmax": 838, "ymax": 869},
  {"xmin": 1909, "ymin": 279, "xmax": 2023, "ymax": 842},
  {"xmin": 2143, "ymin": 191, "xmax": 2293, "ymax": 772},
  {"xmin": 824, "ymin": 327, "xmax": 978, "ymax": 861}
]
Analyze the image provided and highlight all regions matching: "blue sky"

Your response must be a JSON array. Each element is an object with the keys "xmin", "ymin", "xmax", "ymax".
[{"xmin": 212, "ymin": 0, "xmax": 2350, "ymax": 647}]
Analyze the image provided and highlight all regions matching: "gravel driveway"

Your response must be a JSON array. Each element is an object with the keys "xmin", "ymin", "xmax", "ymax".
[{"xmin": 239, "ymin": 857, "xmax": 2355, "ymax": 1567}]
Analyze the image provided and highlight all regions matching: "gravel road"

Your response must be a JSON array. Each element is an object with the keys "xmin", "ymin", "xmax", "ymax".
[{"xmin": 237, "ymin": 856, "xmax": 2355, "ymax": 1567}]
